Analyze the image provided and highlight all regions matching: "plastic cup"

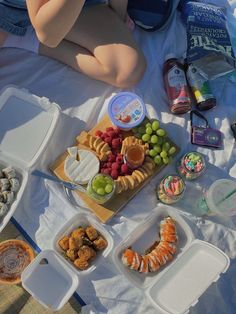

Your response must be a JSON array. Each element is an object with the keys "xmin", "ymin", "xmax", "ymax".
[{"xmin": 199, "ymin": 179, "xmax": 236, "ymax": 217}]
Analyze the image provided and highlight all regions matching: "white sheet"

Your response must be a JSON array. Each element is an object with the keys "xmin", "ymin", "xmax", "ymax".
[{"xmin": 0, "ymin": 2, "xmax": 236, "ymax": 313}]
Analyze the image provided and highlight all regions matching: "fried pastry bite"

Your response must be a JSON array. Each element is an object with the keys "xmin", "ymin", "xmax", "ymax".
[
  {"xmin": 85, "ymin": 225, "xmax": 98, "ymax": 241},
  {"xmin": 58, "ymin": 236, "xmax": 70, "ymax": 251},
  {"xmin": 74, "ymin": 257, "xmax": 90, "ymax": 270},
  {"xmin": 66, "ymin": 249, "xmax": 78, "ymax": 261},
  {"xmin": 77, "ymin": 245, "xmax": 96, "ymax": 261},
  {"xmin": 93, "ymin": 236, "xmax": 108, "ymax": 250},
  {"xmin": 69, "ymin": 236, "xmax": 83, "ymax": 250},
  {"xmin": 71, "ymin": 227, "xmax": 85, "ymax": 239}
]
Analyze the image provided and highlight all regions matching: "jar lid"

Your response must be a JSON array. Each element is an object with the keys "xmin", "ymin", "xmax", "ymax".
[
  {"xmin": 163, "ymin": 175, "xmax": 185, "ymax": 196},
  {"xmin": 183, "ymin": 152, "xmax": 205, "ymax": 173},
  {"xmin": 164, "ymin": 53, "xmax": 176, "ymax": 62}
]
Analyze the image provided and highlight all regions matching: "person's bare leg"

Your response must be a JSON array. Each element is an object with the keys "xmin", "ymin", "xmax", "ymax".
[{"xmin": 39, "ymin": 4, "xmax": 146, "ymax": 87}]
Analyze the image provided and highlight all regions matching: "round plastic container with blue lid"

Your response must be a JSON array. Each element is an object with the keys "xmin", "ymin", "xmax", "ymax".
[{"xmin": 108, "ymin": 92, "xmax": 146, "ymax": 130}]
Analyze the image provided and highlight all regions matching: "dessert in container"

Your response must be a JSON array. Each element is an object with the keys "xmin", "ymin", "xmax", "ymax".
[
  {"xmin": 0, "ymin": 85, "xmax": 60, "ymax": 233},
  {"xmin": 108, "ymin": 92, "xmax": 146, "ymax": 131},
  {"xmin": 113, "ymin": 205, "xmax": 230, "ymax": 314},
  {"xmin": 21, "ymin": 212, "xmax": 113, "ymax": 311},
  {"xmin": 87, "ymin": 173, "xmax": 116, "ymax": 204},
  {"xmin": 177, "ymin": 151, "xmax": 206, "ymax": 180},
  {"xmin": 157, "ymin": 175, "xmax": 186, "ymax": 204}
]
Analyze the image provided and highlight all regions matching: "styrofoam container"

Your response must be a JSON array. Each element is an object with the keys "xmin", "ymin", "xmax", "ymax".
[
  {"xmin": 52, "ymin": 212, "xmax": 113, "ymax": 275},
  {"xmin": 113, "ymin": 205, "xmax": 230, "ymax": 314},
  {"xmin": 21, "ymin": 212, "xmax": 113, "ymax": 310},
  {"xmin": 22, "ymin": 250, "xmax": 79, "ymax": 311},
  {"xmin": 0, "ymin": 85, "xmax": 60, "ymax": 233}
]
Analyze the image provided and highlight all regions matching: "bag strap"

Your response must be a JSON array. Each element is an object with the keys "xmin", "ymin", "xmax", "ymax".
[{"xmin": 190, "ymin": 110, "xmax": 209, "ymax": 128}]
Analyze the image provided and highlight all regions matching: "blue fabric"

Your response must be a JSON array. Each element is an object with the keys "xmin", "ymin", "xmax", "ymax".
[{"xmin": 0, "ymin": 0, "xmax": 107, "ymax": 36}]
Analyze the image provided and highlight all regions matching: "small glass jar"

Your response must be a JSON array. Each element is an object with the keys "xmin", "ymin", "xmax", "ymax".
[
  {"xmin": 157, "ymin": 175, "xmax": 186, "ymax": 204},
  {"xmin": 87, "ymin": 174, "xmax": 115, "ymax": 204},
  {"xmin": 177, "ymin": 151, "xmax": 206, "ymax": 180},
  {"xmin": 124, "ymin": 145, "xmax": 145, "ymax": 169}
]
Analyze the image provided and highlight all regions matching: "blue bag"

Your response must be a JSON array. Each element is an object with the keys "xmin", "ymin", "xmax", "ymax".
[{"xmin": 127, "ymin": 0, "xmax": 180, "ymax": 31}]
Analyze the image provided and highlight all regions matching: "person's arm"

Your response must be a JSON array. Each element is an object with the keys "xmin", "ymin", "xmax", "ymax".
[
  {"xmin": 26, "ymin": 0, "xmax": 85, "ymax": 47},
  {"xmin": 109, "ymin": 0, "xmax": 128, "ymax": 21}
]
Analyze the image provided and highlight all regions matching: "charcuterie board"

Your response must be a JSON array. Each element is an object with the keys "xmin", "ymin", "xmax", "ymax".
[{"xmin": 50, "ymin": 115, "xmax": 179, "ymax": 223}]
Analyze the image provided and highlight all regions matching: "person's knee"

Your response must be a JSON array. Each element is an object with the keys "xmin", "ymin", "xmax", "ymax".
[{"xmin": 113, "ymin": 52, "xmax": 147, "ymax": 88}]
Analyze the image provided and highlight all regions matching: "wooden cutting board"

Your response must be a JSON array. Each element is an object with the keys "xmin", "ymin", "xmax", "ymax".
[{"xmin": 50, "ymin": 115, "xmax": 179, "ymax": 223}]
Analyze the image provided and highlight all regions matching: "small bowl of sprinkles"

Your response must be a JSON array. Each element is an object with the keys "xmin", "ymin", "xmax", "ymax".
[
  {"xmin": 157, "ymin": 175, "xmax": 186, "ymax": 205},
  {"xmin": 177, "ymin": 151, "xmax": 206, "ymax": 180}
]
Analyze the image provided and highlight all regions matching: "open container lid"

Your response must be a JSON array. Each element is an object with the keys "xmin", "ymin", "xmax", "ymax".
[
  {"xmin": 0, "ymin": 86, "xmax": 60, "ymax": 169},
  {"xmin": 146, "ymin": 239, "xmax": 230, "ymax": 314},
  {"xmin": 21, "ymin": 250, "xmax": 79, "ymax": 311}
]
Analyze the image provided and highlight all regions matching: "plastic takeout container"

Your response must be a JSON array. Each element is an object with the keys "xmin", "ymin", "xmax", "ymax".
[
  {"xmin": 113, "ymin": 205, "xmax": 230, "ymax": 314},
  {"xmin": 199, "ymin": 179, "xmax": 236, "ymax": 217},
  {"xmin": 108, "ymin": 92, "xmax": 146, "ymax": 130},
  {"xmin": 21, "ymin": 212, "xmax": 113, "ymax": 311},
  {"xmin": 0, "ymin": 86, "xmax": 60, "ymax": 233}
]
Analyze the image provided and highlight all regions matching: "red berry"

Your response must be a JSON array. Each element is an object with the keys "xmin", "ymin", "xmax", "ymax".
[
  {"xmin": 116, "ymin": 156, "xmax": 123, "ymax": 164},
  {"xmin": 111, "ymin": 162, "xmax": 119, "ymax": 170},
  {"xmin": 101, "ymin": 133, "xmax": 106, "ymax": 141},
  {"xmin": 106, "ymin": 162, "xmax": 112, "ymax": 168},
  {"xmin": 106, "ymin": 127, "xmax": 114, "ymax": 132},
  {"xmin": 104, "ymin": 136, "xmax": 112, "ymax": 145},
  {"xmin": 107, "ymin": 130, "xmax": 116, "ymax": 139},
  {"xmin": 108, "ymin": 154, "xmax": 116, "ymax": 162},
  {"xmin": 95, "ymin": 130, "xmax": 103, "ymax": 137},
  {"xmin": 121, "ymin": 163, "xmax": 129, "ymax": 174},
  {"xmin": 112, "ymin": 138, "xmax": 121, "ymax": 148},
  {"xmin": 111, "ymin": 170, "xmax": 118, "ymax": 179},
  {"xmin": 103, "ymin": 168, "xmax": 111, "ymax": 175}
]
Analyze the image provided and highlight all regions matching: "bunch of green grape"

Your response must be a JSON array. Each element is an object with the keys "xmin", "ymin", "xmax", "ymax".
[{"xmin": 132, "ymin": 119, "xmax": 176, "ymax": 165}]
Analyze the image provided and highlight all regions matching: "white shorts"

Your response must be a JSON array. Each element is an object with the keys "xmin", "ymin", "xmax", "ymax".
[{"xmin": 2, "ymin": 26, "xmax": 39, "ymax": 54}]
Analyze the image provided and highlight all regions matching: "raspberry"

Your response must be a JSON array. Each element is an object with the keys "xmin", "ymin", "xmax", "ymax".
[
  {"xmin": 104, "ymin": 136, "xmax": 112, "ymax": 145},
  {"xmin": 112, "ymin": 138, "xmax": 121, "ymax": 149},
  {"xmin": 116, "ymin": 156, "xmax": 123, "ymax": 164},
  {"xmin": 121, "ymin": 163, "xmax": 129, "ymax": 174},
  {"xmin": 95, "ymin": 130, "xmax": 103, "ymax": 137},
  {"xmin": 111, "ymin": 162, "xmax": 119, "ymax": 170},
  {"xmin": 106, "ymin": 162, "xmax": 112, "ymax": 168},
  {"xmin": 108, "ymin": 154, "xmax": 116, "ymax": 162},
  {"xmin": 107, "ymin": 130, "xmax": 116, "ymax": 139},
  {"xmin": 106, "ymin": 127, "xmax": 114, "ymax": 132},
  {"xmin": 101, "ymin": 133, "xmax": 106, "ymax": 141},
  {"xmin": 111, "ymin": 170, "xmax": 118, "ymax": 179}
]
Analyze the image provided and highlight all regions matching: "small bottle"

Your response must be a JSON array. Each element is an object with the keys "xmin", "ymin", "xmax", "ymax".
[
  {"xmin": 163, "ymin": 54, "xmax": 191, "ymax": 114},
  {"xmin": 186, "ymin": 64, "xmax": 216, "ymax": 111},
  {"xmin": 177, "ymin": 151, "xmax": 206, "ymax": 180},
  {"xmin": 157, "ymin": 175, "xmax": 186, "ymax": 204}
]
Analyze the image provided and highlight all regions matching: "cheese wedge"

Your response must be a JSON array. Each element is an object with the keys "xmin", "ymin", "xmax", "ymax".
[{"xmin": 64, "ymin": 149, "xmax": 100, "ymax": 185}]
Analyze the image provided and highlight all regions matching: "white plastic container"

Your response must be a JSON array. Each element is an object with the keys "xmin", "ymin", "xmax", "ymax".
[
  {"xmin": 0, "ymin": 85, "xmax": 60, "ymax": 233},
  {"xmin": 200, "ymin": 179, "xmax": 236, "ymax": 217},
  {"xmin": 113, "ymin": 205, "xmax": 230, "ymax": 314},
  {"xmin": 21, "ymin": 212, "xmax": 113, "ymax": 311}
]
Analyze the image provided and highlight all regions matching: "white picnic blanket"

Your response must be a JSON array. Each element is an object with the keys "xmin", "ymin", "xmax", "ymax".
[{"xmin": 0, "ymin": 1, "xmax": 236, "ymax": 313}]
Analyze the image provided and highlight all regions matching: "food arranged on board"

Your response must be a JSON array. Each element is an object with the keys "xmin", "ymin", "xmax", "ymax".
[
  {"xmin": 58, "ymin": 224, "xmax": 107, "ymax": 270},
  {"xmin": 0, "ymin": 166, "xmax": 20, "ymax": 220}
]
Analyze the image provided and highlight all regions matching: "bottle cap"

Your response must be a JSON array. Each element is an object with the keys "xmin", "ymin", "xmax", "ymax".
[{"xmin": 165, "ymin": 53, "xmax": 176, "ymax": 62}]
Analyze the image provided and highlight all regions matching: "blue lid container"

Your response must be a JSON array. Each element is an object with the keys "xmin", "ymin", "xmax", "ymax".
[{"xmin": 108, "ymin": 92, "xmax": 146, "ymax": 130}]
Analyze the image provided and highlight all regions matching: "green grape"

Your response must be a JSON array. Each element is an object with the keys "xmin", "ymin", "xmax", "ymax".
[
  {"xmin": 153, "ymin": 145, "xmax": 161, "ymax": 153},
  {"xmin": 97, "ymin": 187, "xmax": 105, "ymax": 195},
  {"xmin": 142, "ymin": 133, "xmax": 151, "ymax": 142},
  {"xmin": 162, "ymin": 142, "xmax": 170, "ymax": 152},
  {"xmin": 162, "ymin": 157, "xmax": 169, "ymax": 164},
  {"xmin": 150, "ymin": 135, "xmax": 158, "ymax": 144},
  {"xmin": 105, "ymin": 184, "xmax": 113, "ymax": 194},
  {"xmin": 156, "ymin": 129, "xmax": 166, "ymax": 137},
  {"xmin": 157, "ymin": 137, "xmax": 164, "ymax": 145},
  {"xmin": 160, "ymin": 151, "xmax": 168, "ymax": 158},
  {"xmin": 152, "ymin": 120, "xmax": 160, "ymax": 131},
  {"xmin": 168, "ymin": 146, "xmax": 177, "ymax": 155},
  {"xmin": 146, "ymin": 127, "xmax": 153, "ymax": 135},
  {"xmin": 149, "ymin": 149, "xmax": 158, "ymax": 157},
  {"xmin": 145, "ymin": 122, "xmax": 152, "ymax": 129},
  {"xmin": 138, "ymin": 126, "xmax": 146, "ymax": 134},
  {"xmin": 154, "ymin": 155, "xmax": 162, "ymax": 165}
]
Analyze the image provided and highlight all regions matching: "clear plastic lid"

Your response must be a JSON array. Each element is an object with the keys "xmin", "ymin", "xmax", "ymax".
[
  {"xmin": 165, "ymin": 53, "xmax": 176, "ymax": 62},
  {"xmin": 146, "ymin": 240, "xmax": 230, "ymax": 314},
  {"xmin": 0, "ymin": 86, "xmax": 60, "ymax": 169}
]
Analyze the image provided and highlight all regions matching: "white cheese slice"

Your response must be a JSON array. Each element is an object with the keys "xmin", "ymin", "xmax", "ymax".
[
  {"xmin": 67, "ymin": 146, "xmax": 78, "ymax": 158},
  {"xmin": 64, "ymin": 149, "xmax": 100, "ymax": 185}
]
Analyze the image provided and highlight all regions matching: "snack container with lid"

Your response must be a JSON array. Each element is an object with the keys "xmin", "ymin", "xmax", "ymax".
[
  {"xmin": 0, "ymin": 85, "xmax": 60, "ymax": 233},
  {"xmin": 21, "ymin": 212, "xmax": 113, "ymax": 310},
  {"xmin": 108, "ymin": 92, "xmax": 146, "ymax": 131},
  {"xmin": 177, "ymin": 151, "xmax": 206, "ymax": 180},
  {"xmin": 112, "ymin": 205, "xmax": 230, "ymax": 314}
]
